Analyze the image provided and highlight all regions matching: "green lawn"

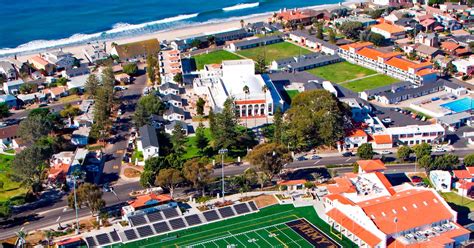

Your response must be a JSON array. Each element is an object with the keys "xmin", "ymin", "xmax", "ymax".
[
  {"xmin": 193, "ymin": 50, "xmax": 243, "ymax": 70},
  {"xmin": 285, "ymin": 90, "xmax": 300, "ymax": 101},
  {"xmin": 237, "ymin": 42, "xmax": 312, "ymax": 64},
  {"xmin": 307, "ymin": 62, "xmax": 377, "ymax": 83},
  {"xmin": 111, "ymin": 204, "xmax": 355, "ymax": 248},
  {"xmin": 0, "ymin": 154, "xmax": 27, "ymax": 203},
  {"xmin": 441, "ymin": 192, "xmax": 474, "ymax": 211},
  {"xmin": 339, "ymin": 74, "xmax": 400, "ymax": 93},
  {"xmin": 183, "ymin": 128, "xmax": 213, "ymax": 160}
]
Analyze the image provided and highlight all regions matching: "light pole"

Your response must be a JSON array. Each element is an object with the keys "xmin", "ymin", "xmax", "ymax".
[
  {"xmin": 219, "ymin": 148, "xmax": 228, "ymax": 200},
  {"xmin": 73, "ymin": 175, "xmax": 80, "ymax": 234}
]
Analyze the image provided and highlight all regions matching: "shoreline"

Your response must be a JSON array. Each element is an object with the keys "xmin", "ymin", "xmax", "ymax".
[{"xmin": 7, "ymin": 0, "xmax": 364, "ymax": 62}]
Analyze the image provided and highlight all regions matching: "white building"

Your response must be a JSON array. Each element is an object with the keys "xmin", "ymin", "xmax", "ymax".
[
  {"xmin": 430, "ymin": 170, "xmax": 452, "ymax": 192},
  {"xmin": 344, "ymin": 129, "xmax": 368, "ymax": 149},
  {"xmin": 42, "ymin": 50, "xmax": 76, "ymax": 69},
  {"xmin": 339, "ymin": 42, "xmax": 437, "ymax": 84},
  {"xmin": 452, "ymin": 55, "xmax": 474, "ymax": 75},
  {"xmin": 83, "ymin": 42, "xmax": 108, "ymax": 64},
  {"xmin": 193, "ymin": 59, "xmax": 283, "ymax": 117},
  {"xmin": 385, "ymin": 124, "xmax": 445, "ymax": 146},
  {"xmin": 370, "ymin": 23, "xmax": 406, "ymax": 40},
  {"xmin": 137, "ymin": 125, "xmax": 159, "ymax": 161},
  {"xmin": 159, "ymin": 49, "xmax": 182, "ymax": 82}
]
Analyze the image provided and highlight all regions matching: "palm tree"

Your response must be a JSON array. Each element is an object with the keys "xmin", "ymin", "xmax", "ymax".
[
  {"xmin": 243, "ymin": 85, "xmax": 250, "ymax": 128},
  {"xmin": 262, "ymin": 85, "xmax": 269, "ymax": 125}
]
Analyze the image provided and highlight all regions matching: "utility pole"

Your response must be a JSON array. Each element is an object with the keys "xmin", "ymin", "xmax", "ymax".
[
  {"xmin": 219, "ymin": 148, "xmax": 228, "ymax": 200},
  {"xmin": 73, "ymin": 175, "xmax": 80, "ymax": 234}
]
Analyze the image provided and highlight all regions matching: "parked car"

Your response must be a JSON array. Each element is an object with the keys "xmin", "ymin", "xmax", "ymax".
[
  {"xmin": 382, "ymin": 118, "xmax": 392, "ymax": 124},
  {"xmin": 376, "ymin": 150, "xmax": 392, "ymax": 155},
  {"xmin": 432, "ymin": 147, "xmax": 446, "ymax": 153},
  {"xmin": 342, "ymin": 151, "xmax": 353, "ymax": 157},
  {"xmin": 296, "ymin": 156, "xmax": 307, "ymax": 161},
  {"xmin": 311, "ymin": 155, "xmax": 321, "ymax": 160},
  {"xmin": 411, "ymin": 176, "xmax": 422, "ymax": 183}
]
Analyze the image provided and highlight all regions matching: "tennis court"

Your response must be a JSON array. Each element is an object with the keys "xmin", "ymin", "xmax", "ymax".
[{"xmin": 117, "ymin": 205, "xmax": 349, "ymax": 248}]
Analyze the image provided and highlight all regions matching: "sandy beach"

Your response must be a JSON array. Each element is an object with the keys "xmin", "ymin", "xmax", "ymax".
[{"xmin": 14, "ymin": 0, "xmax": 362, "ymax": 63}]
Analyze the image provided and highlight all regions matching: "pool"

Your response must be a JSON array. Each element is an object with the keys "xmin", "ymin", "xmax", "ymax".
[{"xmin": 441, "ymin": 97, "xmax": 474, "ymax": 113}]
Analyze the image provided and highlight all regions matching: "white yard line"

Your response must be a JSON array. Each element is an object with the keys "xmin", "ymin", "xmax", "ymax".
[{"xmin": 313, "ymin": 160, "xmax": 321, "ymax": 165}]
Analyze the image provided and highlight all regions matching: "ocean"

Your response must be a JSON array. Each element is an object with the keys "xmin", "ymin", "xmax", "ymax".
[{"xmin": 0, "ymin": 0, "xmax": 341, "ymax": 57}]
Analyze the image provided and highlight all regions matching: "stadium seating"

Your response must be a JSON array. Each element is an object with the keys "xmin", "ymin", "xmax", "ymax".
[
  {"xmin": 85, "ymin": 236, "xmax": 97, "ymax": 247},
  {"xmin": 162, "ymin": 208, "xmax": 180, "ymax": 219}
]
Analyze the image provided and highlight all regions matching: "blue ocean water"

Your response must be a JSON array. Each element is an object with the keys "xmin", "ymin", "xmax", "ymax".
[{"xmin": 0, "ymin": 0, "xmax": 341, "ymax": 56}]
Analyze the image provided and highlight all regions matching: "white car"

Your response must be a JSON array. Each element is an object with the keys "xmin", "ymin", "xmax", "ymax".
[
  {"xmin": 376, "ymin": 150, "xmax": 392, "ymax": 155},
  {"xmin": 432, "ymin": 147, "xmax": 446, "ymax": 153},
  {"xmin": 382, "ymin": 118, "xmax": 392, "ymax": 124}
]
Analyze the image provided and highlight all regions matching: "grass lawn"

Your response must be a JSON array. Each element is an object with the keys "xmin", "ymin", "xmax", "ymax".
[
  {"xmin": 0, "ymin": 154, "xmax": 27, "ymax": 203},
  {"xmin": 183, "ymin": 128, "xmax": 213, "ymax": 160},
  {"xmin": 112, "ymin": 204, "xmax": 355, "ymax": 248},
  {"xmin": 132, "ymin": 150, "xmax": 144, "ymax": 162},
  {"xmin": 307, "ymin": 62, "xmax": 377, "ymax": 83},
  {"xmin": 285, "ymin": 90, "xmax": 300, "ymax": 100},
  {"xmin": 58, "ymin": 94, "xmax": 81, "ymax": 104},
  {"xmin": 237, "ymin": 42, "xmax": 311, "ymax": 64},
  {"xmin": 339, "ymin": 74, "xmax": 400, "ymax": 93},
  {"xmin": 441, "ymin": 192, "xmax": 474, "ymax": 211},
  {"xmin": 193, "ymin": 50, "xmax": 243, "ymax": 70}
]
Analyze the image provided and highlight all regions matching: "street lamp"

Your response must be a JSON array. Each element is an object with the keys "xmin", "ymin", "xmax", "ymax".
[{"xmin": 219, "ymin": 148, "xmax": 228, "ymax": 200}]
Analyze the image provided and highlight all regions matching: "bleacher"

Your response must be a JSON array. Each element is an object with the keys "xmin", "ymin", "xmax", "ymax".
[{"xmin": 83, "ymin": 201, "xmax": 260, "ymax": 246}]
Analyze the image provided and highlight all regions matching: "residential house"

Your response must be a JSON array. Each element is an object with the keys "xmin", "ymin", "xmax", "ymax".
[
  {"xmin": 44, "ymin": 86, "xmax": 68, "ymax": 100},
  {"xmin": 158, "ymin": 49, "xmax": 182, "ymax": 81},
  {"xmin": 29, "ymin": 56, "xmax": 55, "ymax": 75},
  {"xmin": 415, "ymin": 32, "xmax": 439, "ymax": 47},
  {"xmin": 420, "ymin": 18, "xmax": 437, "ymax": 32},
  {"xmin": 162, "ymin": 94, "xmax": 182, "ymax": 107},
  {"xmin": 0, "ymin": 61, "xmax": 17, "ymax": 81},
  {"xmin": 42, "ymin": 50, "xmax": 76, "ymax": 69},
  {"xmin": 440, "ymin": 3, "xmax": 467, "ymax": 13},
  {"xmin": 0, "ymin": 124, "xmax": 19, "ymax": 149},
  {"xmin": 213, "ymin": 29, "xmax": 252, "ymax": 45},
  {"xmin": 114, "ymin": 73, "xmax": 130, "ymax": 84},
  {"xmin": 163, "ymin": 105, "xmax": 185, "ymax": 121},
  {"xmin": 228, "ymin": 35, "xmax": 283, "ymax": 52},
  {"xmin": 3, "ymin": 79, "xmax": 24, "ymax": 95},
  {"xmin": 414, "ymin": 44, "xmax": 443, "ymax": 60},
  {"xmin": 83, "ymin": 42, "xmax": 108, "ymax": 64},
  {"xmin": 384, "ymin": 10, "xmax": 405, "ymax": 24},
  {"xmin": 370, "ymin": 23, "xmax": 406, "ymax": 40},
  {"xmin": 137, "ymin": 125, "xmax": 160, "ymax": 161},
  {"xmin": 159, "ymin": 82, "xmax": 180, "ymax": 95},
  {"xmin": 338, "ymin": 42, "xmax": 437, "ymax": 84},
  {"xmin": 371, "ymin": 134, "xmax": 393, "ymax": 149},
  {"xmin": 433, "ymin": 55, "xmax": 454, "ymax": 70},
  {"xmin": 357, "ymin": 159, "xmax": 386, "ymax": 173},
  {"xmin": 61, "ymin": 64, "xmax": 90, "ymax": 79},
  {"xmin": 245, "ymin": 22, "xmax": 279, "ymax": 35},
  {"xmin": 111, "ymin": 39, "xmax": 160, "ymax": 61},
  {"xmin": 17, "ymin": 92, "xmax": 46, "ymax": 105},
  {"xmin": 344, "ymin": 129, "xmax": 368, "ymax": 149},
  {"xmin": 71, "ymin": 126, "xmax": 90, "ymax": 146},
  {"xmin": 440, "ymin": 41, "xmax": 466, "ymax": 56},
  {"xmin": 333, "ymin": 15, "xmax": 377, "ymax": 27},
  {"xmin": 452, "ymin": 55, "xmax": 474, "ymax": 75},
  {"xmin": 0, "ymin": 95, "xmax": 17, "ymax": 108},
  {"xmin": 288, "ymin": 30, "xmax": 339, "ymax": 55},
  {"xmin": 452, "ymin": 169, "xmax": 473, "ymax": 197},
  {"xmin": 164, "ymin": 120, "xmax": 188, "ymax": 135},
  {"xmin": 271, "ymin": 8, "xmax": 329, "ymax": 26},
  {"xmin": 430, "ymin": 170, "xmax": 452, "ymax": 192},
  {"xmin": 372, "ymin": 0, "xmax": 412, "ymax": 6}
]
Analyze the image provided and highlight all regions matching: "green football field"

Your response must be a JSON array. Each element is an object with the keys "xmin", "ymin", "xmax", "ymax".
[{"xmin": 110, "ymin": 204, "xmax": 354, "ymax": 248}]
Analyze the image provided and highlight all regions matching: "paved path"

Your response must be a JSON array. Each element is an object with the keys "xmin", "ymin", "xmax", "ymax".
[{"xmin": 339, "ymin": 73, "xmax": 380, "ymax": 84}]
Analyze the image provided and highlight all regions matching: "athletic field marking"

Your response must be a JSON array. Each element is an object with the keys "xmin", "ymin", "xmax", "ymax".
[
  {"xmin": 255, "ymin": 230, "xmax": 273, "ymax": 247},
  {"xmin": 140, "ymin": 210, "xmax": 297, "ymax": 248},
  {"xmin": 275, "ymin": 225, "xmax": 302, "ymax": 248}
]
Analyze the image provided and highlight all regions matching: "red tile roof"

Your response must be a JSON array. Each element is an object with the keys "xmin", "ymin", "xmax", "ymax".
[
  {"xmin": 327, "ymin": 208, "xmax": 382, "ymax": 247},
  {"xmin": 327, "ymin": 177, "xmax": 357, "ymax": 194},
  {"xmin": 441, "ymin": 42, "xmax": 460, "ymax": 51},
  {"xmin": 347, "ymin": 129, "xmax": 368, "ymax": 138},
  {"xmin": 372, "ymin": 23, "xmax": 405, "ymax": 34},
  {"xmin": 357, "ymin": 159, "xmax": 387, "ymax": 172},
  {"xmin": 358, "ymin": 189, "xmax": 454, "ymax": 234},
  {"xmin": 452, "ymin": 169, "xmax": 471, "ymax": 179},
  {"xmin": 278, "ymin": 179, "xmax": 307, "ymax": 186},
  {"xmin": 339, "ymin": 42, "xmax": 373, "ymax": 51},
  {"xmin": 325, "ymin": 194, "xmax": 355, "ymax": 205},
  {"xmin": 129, "ymin": 193, "xmax": 172, "ymax": 209},
  {"xmin": 235, "ymin": 99, "xmax": 266, "ymax": 105},
  {"xmin": 466, "ymin": 167, "xmax": 474, "ymax": 175},
  {"xmin": 357, "ymin": 47, "xmax": 384, "ymax": 60},
  {"xmin": 373, "ymin": 134, "xmax": 392, "ymax": 144}
]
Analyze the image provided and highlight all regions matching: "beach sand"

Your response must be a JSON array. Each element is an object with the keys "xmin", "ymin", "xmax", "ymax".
[{"xmin": 15, "ymin": 1, "xmax": 362, "ymax": 63}]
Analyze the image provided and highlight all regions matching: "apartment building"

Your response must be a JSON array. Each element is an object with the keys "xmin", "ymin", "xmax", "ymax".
[{"xmin": 159, "ymin": 49, "xmax": 182, "ymax": 81}]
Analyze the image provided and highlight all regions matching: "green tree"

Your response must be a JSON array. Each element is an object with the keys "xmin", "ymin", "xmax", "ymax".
[
  {"xmin": 196, "ymin": 97, "xmax": 205, "ymax": 116},
  {"xmin": 316, "ymin": 22, "xmax": 324, "ymax": 40},
  {"xmin": 397, "ymin": 146, "xmax": 412, "ymax": 162},
  {"xmin": 432, "ymin": 154, "xmax": 459, "ymax": 170},
  {"xmin": 18, "ymin": 113, "xmax": 55, "ymax": 144},
  {"xmin": 12, "ymin": 143, "xmax": 53, "ymax": 188},
  {"xmin": 67, "ymin": 183, "xmax": 105, "ymax": 214},
  {"xmin": 0, "ymin": 202, "xmax": 11, "ymax": 219},
  {"xmin": 368, "ymin": 9, "xmax": 385, "ymax": 19},
  {"xmin": 418, "ymin": 155, "xmax": 433, "ymax": 169},
  {"xmin": 328, "ymin": 28, "xmax": 336, "ymax": 44},
  {"xmin": 285, "ymin": 90, "xmax": 350, "ymax": 150},
  {"xmin": 0, "ymin": 103, "xmax": 10, "ymax": 119},
  {"xmin": 368, "ymin": 32, "xmax": 385, "ymax": 46},
  {"xmin": 182, "ymin": 158, "xmax": 213, "ymax": 195},
  {"xmin": 56, "ymin": 77, "xmax": 68, "ymax": 86},
  {"xmin": 247, "ymin": 143, "xmax": 291, "ymax": 185},
  {"xmin": 85, "ymin": 74, "xmax": 100, "ymax": 97},
  {"xmin": 357, "ymin": 143, "xmax": 374, "ymax": 160},
  {"xmin": 139, "ymin": 156, "xmax": 171, "ymax": 187},
  {"xmin": 214, "ymin": 98, "xmax": 239, "ymax": 150},
  {"xmin": 195, "ymin": 122, "xmax": 208, "ymax": 154},
  {"xmin": 59, "ymin": 104, "xmax": 81, "ymax": 119},
  {"xmin": 173, "ymin": 73, "xmax": 183, "ymax": 85},
  {"xmin": 208, "ymin": 107, "xmax": 217, "ymax": 139},
  {"xmin": 463, "ymin": 153, "xmax": 474, "ymax": 166},
  {"xmin": 255, "ymin": 55, "xmax": 266, "ymax": 74},
  {"xmin": 155, "ymin": 168, "xmax": 183, "ymax": 198},
  {"xmin": 273, "ymin": 107, "xmax": 283, "ymax": 144},
  {"xmin": 133, "ymin": 94, "xmax": 164, "ymax": 127},
  {"xmin": 171, "ymin": 123, "xmax": 186, "ymax": 156},
  {"xmin": 352, "ymin": 162, "xmax": 359, "ymax": 173},
  {"xmin": 123, "ymin": 63, "xmax": 138, "ymax": 76},
  {"xmin": 146, "ymin": 55, "xmax": 157, "ymax": 84},
  {"xmin": 339, "ymin": 21, "xmax": 364, "ymax": 40},
  {"xmin": 413, "ymin": 143, "xmax": 432, "ymax": 159}
]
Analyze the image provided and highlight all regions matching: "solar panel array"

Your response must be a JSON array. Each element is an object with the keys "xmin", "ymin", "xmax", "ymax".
[
  {"xmin": 110, "ymin": 230, "xmax": 121, "ymax": 242},
  {"xmin": 146, "ymin": 211, "xmax": 163, "ymax": 222},
  {"xmin": 184, "ymin": 214, "xmax": 202, "ymax": 226},
  {"xmin": 136, "ymin": 225, "xmax": 155, "ymax": 238},
  {"xmin": 248, "ymin": 201, "xmax": 258, "ymax": 211},
  {"xmin": 203, "ymin": 209, "xmax": 220, "ymax": 222},
  {"xmin": 153, "ymin": 222, "xmax": 170, "ymax": 234},
  {"xmin": 85, "ymin": 236, "xmax": 97, "ymax": 247},
  {"xmin": 233, "ymin": 203, "xmax": 251, "ymax": 214},
  {"xmin": 169, "ymin": 217, "xmax": 187, "ymax": 229},
  {"xmin": 218, "ymin": 206, "xmax": 235, "ymax": 218},
  {"xmin": 124, "ymin": 229, "xmax": 138, "ymax": 241},
  {"xmin": 129, "ymin": 214, "xmax": 148, "ymax": 227},
  {"xmin": 162, "ymin": 208, "xmax": 179, "ymax": 219},
  {"xmin": 96, "ymin": 233, "xmax": 111, "ymax": 245}
]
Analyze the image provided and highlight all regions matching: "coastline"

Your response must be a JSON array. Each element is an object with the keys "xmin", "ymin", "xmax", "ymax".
[{"xmin": 8, "ymin": 0, "xmax": 364, "ymax": 62}]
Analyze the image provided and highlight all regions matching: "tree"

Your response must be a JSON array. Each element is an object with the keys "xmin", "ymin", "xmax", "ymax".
[
  {"xmin": 357, "ymin": 143, "xmax": 374, "ymax": 160},
  {"xmin": 173, "ymin": 73, "xmax": 183, "ymax": 85},
  {"xmin": 445, "ymin": 61, "xmax": 457, "ymax": 75},
  {"xmin": 139, "ymin": 156, "xmax": 172, "ymax": 187},
  {"xmin": 171, "ymin": 124, "xmax": 186, "ymax": 156},
  {"xmin": 418, "ymin": 155, "xmax": 433, "ymax": 169},
  {"xmin": 123, "ymin": 63, "xmax": 138, "ymax": 76},
  {"xmin": 214, "ymin": 98, "xmax": 239, "ymax": 150},
  {"xmin": 367, "ymin": 32, "xmax": 385, "ymax": 46},
  {"xmin": 316, "ymin": 22, "xmax": 324, "ymax": 39},
  {"xmin": 18, "ymin": 113, "xmax": 55, "ymax": 144},
  {"xmin": 328, "ymin": 28, "xmax": 336, "ymax": 44},
  {"xmin": 339, "ymin": 21, "xmax": 364, "ymax": 40},
  {"xmin": 190, "ymin": 39, "xmax": 202, "ymax": 49},
  {"xmin": 155, "ymin": 168, "xmax": 183, "ymax": 198},
  {"xmin": 469, "ymin": 42, "xmax": 474, "ymax": 53},
  {"xmin": 0, "ymin": 202, "xmax": 11, "ymax": 219},
  {"xmin": 195, "ymin": 122, "xmax": 208, "ymax": 154},
  {"xmin": 463, "ymin": 153, "xmax": 474, "ymax": 166},
  {"xmin": 133, "ymin": 94, "xmax": 164, "ymax": 127},
  {"xmin": 208, "ymin": 107, "xmax": 217, "ymax": 139},
  {"xmin": 352, "ymin": 162, "xmax": 359, "ymax": 173},
  {"xmin": 68, "ymin": 183, "xmax": 105, "ymax": 214},
  {"xmin": 182, "ymin": 158, "xmax": 213, "ymax": 195},
  {"xmin": 397, "ymin": 146, "xmax": 412, "ymax": 162},
  {"xmin": 247, "ymin": 143, "xmax": 291, "ymax": 185},
  {"xmin": 56, "ymin": 77, "xmax": 68, "ymax": 86},
  {"xmin": 60, "ymin": 104, "xmax": 81, "ymax": 119},
  {"xmin": 146, "ymin": 55, "xmax": 158, "ymax": 84},
  {"xmin": 262, "ymin": 85, "xmax": 269, "ymax": 124},
  {"xmin": 285, "ymin": 90, "xmax": 350, "ymax": 150},
  {"xmin": 432, "ymin": 154, "xmax": 459, "ymax": 170},
  {"xmin": 196, "ymin": 97, "xmax": 205, "ymax": 116},
  {"xmin": 0, "ymin": 103, "xmax": 10, "ymax": 119},
  {"xmin": 368, "ymin": 9, "xmax": 385, "ymax": 19},
  {"xmin": 255, "ymin": 55, "xmax": 266, "ymax": 74},
  {"xmin": 85, "ymin": 74, "xmax": 100, "ymax": 96},
  {"xmin": 273, "ymin": 107, "xmax": 283, "ymax": 144},
  {"xmin": 413, "ymin": 143, "xmax": 432, "ymax": 159},
  {"xmin": 12, "ymin": 141, "xmax": 54, "ymax": 186}
]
